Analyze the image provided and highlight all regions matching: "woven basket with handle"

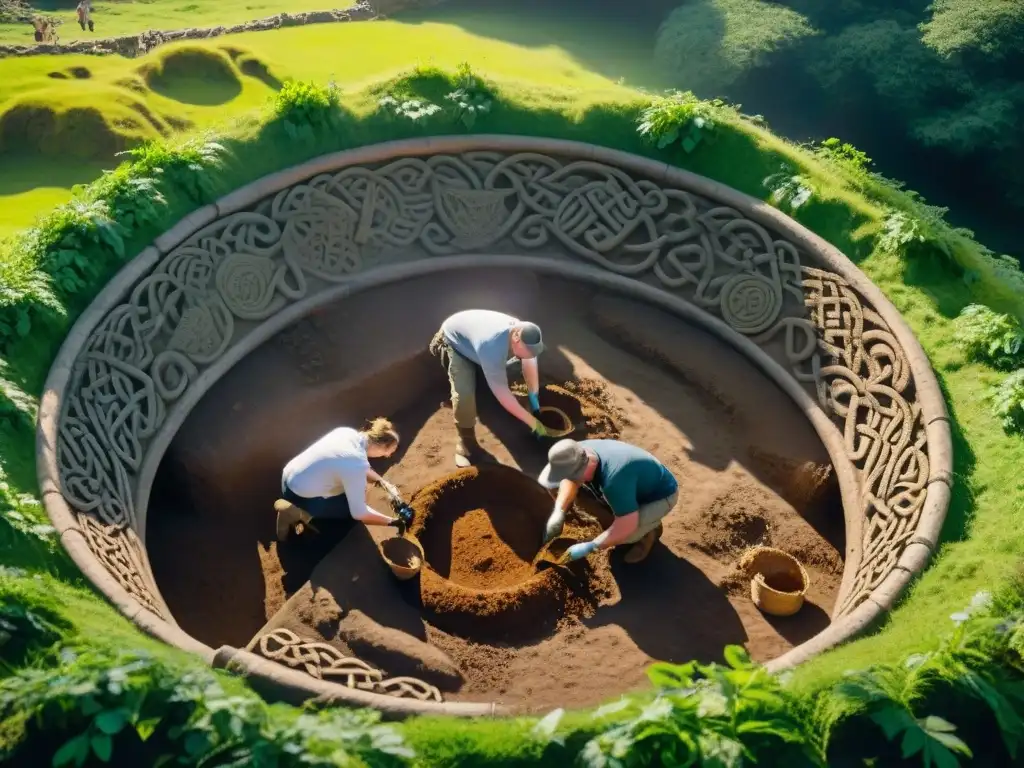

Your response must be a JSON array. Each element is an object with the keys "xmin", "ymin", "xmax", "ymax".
[
  {"xmin": 380, "ymin": 534, "xmax": 424, "ymax": 581},
  {"xmin": 739, "ymin": 546, "xmax": 809, "ymax": 617},
  {"xmin": 538, "ymin": 406, "xmax": 574, "ymax": 438}
]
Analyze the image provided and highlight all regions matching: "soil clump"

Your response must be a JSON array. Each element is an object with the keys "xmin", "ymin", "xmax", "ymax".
[{"xmin": 410, "ymin": 464, "xmax": 613, "ymax": 641}]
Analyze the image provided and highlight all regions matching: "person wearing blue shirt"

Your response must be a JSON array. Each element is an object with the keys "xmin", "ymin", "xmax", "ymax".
[{"xmin": 538, "ymin": 438, "xmax": 679, "ymax": 564}]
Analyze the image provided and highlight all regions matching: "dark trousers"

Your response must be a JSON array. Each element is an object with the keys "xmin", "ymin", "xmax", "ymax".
[{"xmin": 282, "ymin": 483, "xmax": 352, "ymax": 520}]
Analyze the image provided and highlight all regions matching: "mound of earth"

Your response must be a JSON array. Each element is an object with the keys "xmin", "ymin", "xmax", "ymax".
[{"xmin": 409, "ymin": 464, "xmax": 614, "ymax": 641}]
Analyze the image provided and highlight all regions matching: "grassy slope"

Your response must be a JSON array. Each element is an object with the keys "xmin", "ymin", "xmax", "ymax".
[
  {"xmin": 0, "ymin": 0, "xmax": 356, "ymax": 45},
  {"xmin": 0, "ymin": 19, "xmax": 638, "ymax": 239},
  {"xmin": 0, "ymin": 15, "xmax": 1023, "ymax": 758}
]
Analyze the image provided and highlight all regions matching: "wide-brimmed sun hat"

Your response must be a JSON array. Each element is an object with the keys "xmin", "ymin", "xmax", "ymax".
[{"xmin": 538, "ymin": 439, "xmax": 588, "ymax": 487}]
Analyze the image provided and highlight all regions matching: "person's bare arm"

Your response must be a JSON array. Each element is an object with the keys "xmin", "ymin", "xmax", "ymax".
[
  {"xmin": 522, "ymin": 356, "xmax": 540, "ymax": 398},
  {"xmin": 352, "ymin": 506, "xmax": 401, "ymax": 526},
  {"xmin": 592, "ymin": 511, "xmax": 640, "ymax": 549},
  {"xmin": 343, "ymin": 467, "xmax": 398, "ymax": 527},
  {"xmin": 485, "ymin": 370, "xmax": 540, "ymax": 428},
  {"xmin": 555, "ymin": 478, "xmax": 580, "ymax": 512}
]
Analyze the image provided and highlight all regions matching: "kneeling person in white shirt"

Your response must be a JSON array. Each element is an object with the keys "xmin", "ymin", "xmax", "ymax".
[{"xmin": 275, "ymin": 417, "xmax": 410, "ymax": 541}]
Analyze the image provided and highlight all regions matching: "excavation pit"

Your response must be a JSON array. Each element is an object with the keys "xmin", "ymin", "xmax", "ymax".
[{"xmin": 409, "ymin": 464, "xmax": 609, "ymax": 641}]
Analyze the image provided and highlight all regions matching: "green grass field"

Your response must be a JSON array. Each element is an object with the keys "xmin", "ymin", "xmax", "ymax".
[
  {"xmin": 0, "ymin": 0, "xmax": 357, "ymax": 45},
  {"xmin": 2, "ymin": 4, "xmax": 1024, "ymax": 762},
  {"xmin": 0, "ymin": 18, "xmax": 641, "ymax": 239}
]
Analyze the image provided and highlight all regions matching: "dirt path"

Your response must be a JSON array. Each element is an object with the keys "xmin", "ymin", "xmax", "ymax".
[{"xmin": 147, "ymin": 268, "xmax": 844, "ymax": 711}]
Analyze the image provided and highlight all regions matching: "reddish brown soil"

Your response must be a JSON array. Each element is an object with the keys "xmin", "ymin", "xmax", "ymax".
[
  {"xmin": 147, "ymin": 269, "xmax": 846, "ymax": 713},
  {"xmin": 409, "ymin": 464, "xmax": 613, "ymax": 641}
]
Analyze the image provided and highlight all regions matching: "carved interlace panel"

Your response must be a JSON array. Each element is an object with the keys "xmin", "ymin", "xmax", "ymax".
[
  {"xmin": 56, "ymin": 149, "xmax": 934, "ymax": 657},
  {"xmin": 758, "ymin": 269, "xmax": 929, "ymax": 613},
  {"xmin": 254, "ymin": 628, "xmax": 443, "ymax": 702}
]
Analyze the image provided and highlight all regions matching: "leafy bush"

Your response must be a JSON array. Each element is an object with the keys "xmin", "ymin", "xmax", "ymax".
[
  {"xmin": 575, "ymin": 646, "xmax": 821, "ymax": 767},
  {"xmin": 445, "ymin": 63, "xmax": 494, "ymax": 130},
  {"xmin": 270, "ymin": 80, "xmax": 343, "ymax": 141},
  {"xmin": 921, "ymin": 0, "xmax": 1024, "ymax": 58},
  {"xmin": 993, "ymin": 370, "xmax": 1024, "ymax": 435},
  {"xmin": 763, "ymin": 163, "xmax": 814, "ymax": 210},
  {"xmin": 953, "ymin": 304, "xmax": 1024, "ymax": 369},
  {"xmin": 655, "ymin": 0, "xmax": 817, "ymax": 93},
  {"xmin": 637, "ymin": 90, "xmax": 719, "ymax": 154},
  {"xmin": 0, "ymin": 647, "xmax": 412, "ymax": 767}
]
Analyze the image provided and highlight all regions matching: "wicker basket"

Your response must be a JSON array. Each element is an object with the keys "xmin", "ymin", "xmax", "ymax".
[
  {"xmin": 739, "ymin": 546, "xmax": 809, "ymax": 617},
  {"xmin": 380, "ymin": 535, "xmax": 424, "ymax": 581},
  {"xmin": 538, "ymin": 406, "xmax": 574, "ymax": 438}
]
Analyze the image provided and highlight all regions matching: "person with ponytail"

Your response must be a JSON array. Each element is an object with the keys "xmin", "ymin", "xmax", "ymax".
[{"xmin": 274, "ymin": 417, "xmax": 412, "ymax": 541}]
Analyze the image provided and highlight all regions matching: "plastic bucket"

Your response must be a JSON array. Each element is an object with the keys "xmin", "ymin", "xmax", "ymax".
[
  {"xmin": 740, "ymin": 546, "xmax": 809, "ymax": 617},
  {"xmin": 380, "ymin": 535, "xmax": 424, "ymax": 581}
]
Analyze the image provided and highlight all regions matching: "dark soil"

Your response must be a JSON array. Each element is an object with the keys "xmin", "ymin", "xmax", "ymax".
[{"xmin": 148, "ymin": 269, "xmax": 846, "ymax": 712}]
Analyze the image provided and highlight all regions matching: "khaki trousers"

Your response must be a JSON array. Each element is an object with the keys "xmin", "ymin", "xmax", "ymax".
[
  {"xmin": 430, "ymin": 329, "xmax": 478, "ymax": 428},
  {"xmin": 623, "ymin": 491, "xmax": 678, "ymax": 544}
]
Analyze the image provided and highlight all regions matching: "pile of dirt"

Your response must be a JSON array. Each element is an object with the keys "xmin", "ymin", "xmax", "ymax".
[
  {"xmin": 699, "ymin": 484, "xmax": 844, "ymax": 599},
  {"xmin": 748, "ymin": 447, "xmax": 836, "ymax": 510},
  {"xmin": 248, "ymin": 525, "xmax": 464, "ymax": 691},
  {"xmin": 409, "ymin": 464, "xmax": 613, "ymax": 641}
]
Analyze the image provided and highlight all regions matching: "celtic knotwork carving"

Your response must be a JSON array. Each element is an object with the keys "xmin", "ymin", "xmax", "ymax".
[
  {"xmin": 50, "ymin": 143, "xmax": 942, "ymax": 680},
  {"xmin": 78, "ymin": 513, "xmax": 163, "ymax": 617},
  {"xmin": 254, "ymin": 629, "xmax": 442, "ymax": 702},
  {"xmin": 760, "ymin": 268, "xmax": 929, "ymax": 615},
  {"xmin": 273, "ymin": 186, "xmax": 362, "ymax": 281}
]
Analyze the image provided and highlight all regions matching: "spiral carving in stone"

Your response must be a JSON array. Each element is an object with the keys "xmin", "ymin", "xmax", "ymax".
[
  {"xmin": 720, "ymin": 273, "xmax": 782, "ymax": 334},
  {"xmin": 216, "ymin": 253, "xmax": 278, "ymax": 319}
]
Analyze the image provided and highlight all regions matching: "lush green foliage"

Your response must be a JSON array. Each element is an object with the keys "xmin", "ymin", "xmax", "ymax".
[
  {"xmin": 270, "ymin": 80, "xmax": 343, "ymax": 142},
  {"xmin": 654, "ymin": 0, "xmax": 1024, "ymax": 238},
  {"xmin": 993, "ymin": 370, "xmax": 1024, "ymax": 436},
  {"xmin": 0, "ymin": 646, "xmax": 411, "ymax": 767},
  {"xmin": 655, "ymin": 0, "xmax": 817, "ymax": 91},
  {"xmin": 445, "ymin": 63, "xmax": 495, "ymax": 130},
  {"xmin": 637, "ymin": 90, "xmax": 720, "ymax": 153},
  {"xmin": 5, "ymin": 587, "xmax": 1024, "ymax": 767},
  {"xmin": 953, "ymin": 305, "xmax": 1024, "ymax": 370},
  {"xmin": 921, "ymin": 0, "xmax": 1024, "ymax": 58}
]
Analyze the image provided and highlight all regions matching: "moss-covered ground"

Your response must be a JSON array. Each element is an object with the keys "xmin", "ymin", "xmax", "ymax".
[{"xmin": 1, "ymin": 8, "xmax": 1024, "ymax": 764}]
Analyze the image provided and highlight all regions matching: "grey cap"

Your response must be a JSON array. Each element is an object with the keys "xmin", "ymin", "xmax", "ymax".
[
  {"xmin": 517, "ymin": 321, "xmax": 545, "ymax": 358},
  {"xmin": 538, "ymin": 439, "xmax": 588, "ymax": 487}
]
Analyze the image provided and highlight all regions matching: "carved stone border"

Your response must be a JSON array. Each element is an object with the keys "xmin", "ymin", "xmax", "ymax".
[{"xmin": 36, "ymin": 136, "xmax": 952, "ymax": 714}]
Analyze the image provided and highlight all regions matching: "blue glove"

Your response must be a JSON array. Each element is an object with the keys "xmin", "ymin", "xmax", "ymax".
[
  {"xmin": 528, "ymin": 392, "xmax": 540, "ymax": 413},
  {"xmin": 566, "ymin": 540, "xmax": 598, "ymax": 562}
]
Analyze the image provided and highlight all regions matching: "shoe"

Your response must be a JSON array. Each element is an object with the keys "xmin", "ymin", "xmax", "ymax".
[
  {"xmin": 275, "ymin": 499, "xmax": 313, "ymax": 541},
  {"xmin": 624, "ymin": 523, "xmax": 663, "ymax": 564},
  {"xmin": 454, "ymin": 427, "xmax": 478, "ymax": 468}
]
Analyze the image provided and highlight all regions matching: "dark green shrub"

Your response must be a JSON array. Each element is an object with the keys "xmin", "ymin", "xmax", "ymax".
[
  {"xmin": 637, "ymin": 90, "xmax": 719, "ymax": 154},
  {"xmin": 270, "ymin": 80, "xmax": 343, "ymax": 142},
  {"xmin": 953, "ymin": 304, "xmax": 1024, "ymax": 369},
  {"xmin": 993, "ymin": 370, "xmax": 1024, "ymax": 435}
]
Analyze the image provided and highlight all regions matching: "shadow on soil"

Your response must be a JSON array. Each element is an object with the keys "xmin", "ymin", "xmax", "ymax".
[{"xmin": 586, "ymin": 549, "xmax": 747, "ymax": 663}]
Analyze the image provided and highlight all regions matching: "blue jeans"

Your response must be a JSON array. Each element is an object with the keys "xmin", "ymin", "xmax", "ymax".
[{"xmin": 282, "ymin": 483, "xmax": 352, "ymax": 520}]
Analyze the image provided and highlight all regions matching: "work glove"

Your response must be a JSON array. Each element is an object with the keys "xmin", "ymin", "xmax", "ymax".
[
  {"xmin": 543, "ymin": 506, "xmax": 566, "ymax": 545},
  {"xmin": 566, "ymin": 540, "xmax": 599, "ymax": 562},
  {"xmin": 531, "ymin": 420, "xmax": 550, "ymax": 439},
  {"xmin": 527, "ymin": 392, "xmax": 541, "ymax": 414},
  {"xmin": 391, "ymin": 504, "xmax": 414, "ymax": 535}
]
